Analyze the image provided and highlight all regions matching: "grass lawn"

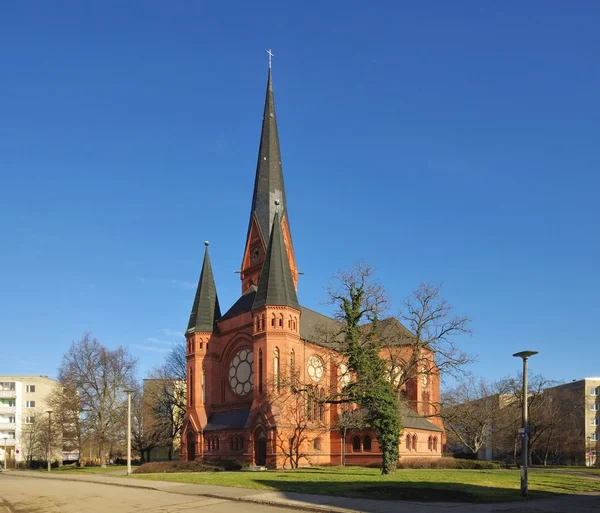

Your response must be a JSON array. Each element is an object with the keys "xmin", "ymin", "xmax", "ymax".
[
  {"xmin": 131, "ymin": 467, "xmax": 600, "ymax": 503},
  {"xmin": 47, "ymin": 465, "xmax": 128, "ymax": 474}
]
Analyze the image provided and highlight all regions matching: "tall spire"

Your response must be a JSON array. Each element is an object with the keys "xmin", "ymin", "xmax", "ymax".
[
  {"xmin": 240, "ymin": 67, "xmax": 298, "ymax": 293},
  {"xmin": 253, "ymin": 210, "xmax": 300, "ymax": 310},
  {"xmin": 187, "ymin": 242, "xmax": 221, "ymax": 334}
]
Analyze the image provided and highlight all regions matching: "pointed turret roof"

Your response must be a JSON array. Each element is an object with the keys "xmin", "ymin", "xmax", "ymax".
[
  {"xmin": 252, "ymin": 210, "xmax": 300, "ymax": 310},
  {"xmin": 187, "ymin": 243, "xmax": 221, "ymax": 334},
  {"xmin": 245, "ymin": 69, "xmax": 293, "ymax": 249}
]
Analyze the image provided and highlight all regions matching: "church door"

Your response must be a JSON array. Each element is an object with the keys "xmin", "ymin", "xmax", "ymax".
[
  {"xmin": 254, "ymin": 431, "xmax": 267, "ymax": 466},
  {"xmin": 187, "ymin": 431, "xmax": 196, "ymax": 461}
]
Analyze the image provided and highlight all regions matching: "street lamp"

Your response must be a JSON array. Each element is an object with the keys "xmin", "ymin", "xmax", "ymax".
[
  {"xmin": 124, "ymin": 389, "xmax": 134, "ymax": 476},
  {"xmin": 513, "ymin": 350, "xmax": 538, "ymax": 497},
  {"xmin": 2, "ymin": 435, "xmax": 8, "ymax": 471},
  {"xmin": 46, "ymin": 409, "xmax": 53, "ymax": 472}
]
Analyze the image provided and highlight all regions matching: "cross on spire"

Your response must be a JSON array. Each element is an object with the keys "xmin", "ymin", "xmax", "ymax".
[{"xmin": 267, "ymin": 49, "xmax": 274, "ymax": 68}]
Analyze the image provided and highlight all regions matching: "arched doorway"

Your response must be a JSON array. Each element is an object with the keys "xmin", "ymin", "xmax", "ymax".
[
  {"xmin": 187, "ymin": 431, "xmax": 196, "ymax": 461},
  {"xmin": 254, "ymin": 431, "xmax": 267, "ymax": 466}
]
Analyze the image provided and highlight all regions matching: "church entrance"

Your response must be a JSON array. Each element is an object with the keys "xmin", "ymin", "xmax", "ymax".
[
  {"xmin": 254, "ymin": 431, "xmax": 267, "ymax": 466},
  {"xmin": 187, "ymin": 431, "xmax": 196, "ymax": 461}
]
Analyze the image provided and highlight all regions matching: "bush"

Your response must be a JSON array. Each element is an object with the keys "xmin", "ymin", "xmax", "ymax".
[
  {"xmin": 134, "ymin": 459, "xmax": 243, "ymax": 474},
  {"xmin": 397, "ymin": 457, "xmax": 503, "ymax": 470}
]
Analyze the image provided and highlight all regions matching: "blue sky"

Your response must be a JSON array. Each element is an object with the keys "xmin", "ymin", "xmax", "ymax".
[{"xmin": 1, "ymin": 1, "xmax": 598, "ymax": 385}]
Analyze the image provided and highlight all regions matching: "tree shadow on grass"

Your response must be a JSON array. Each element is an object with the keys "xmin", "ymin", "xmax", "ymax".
[{"xmin": 253, "ymin": 479, "xmax": 593, "ymax": 504}]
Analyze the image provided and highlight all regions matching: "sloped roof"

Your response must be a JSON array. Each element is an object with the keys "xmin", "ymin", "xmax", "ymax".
[
  {"xmin": 222, "ymin": 286, "xmax": 257, "ymax": 320},
  {"xmin": 204, "ymin": 409, "xmax": 250, "ymax": 432},
  {"xmin": 252, "ymin": 211, "xmax": 299, "ymax": 310},
  {"xmin": 186, "ymin": 244, "xmax": 221, "ymax": 334}
]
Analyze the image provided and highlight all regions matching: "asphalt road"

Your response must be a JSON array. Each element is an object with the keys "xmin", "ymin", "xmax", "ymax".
[{"xmin": 0, "ymin": 473, "xmax": 294, "ymax": 513}]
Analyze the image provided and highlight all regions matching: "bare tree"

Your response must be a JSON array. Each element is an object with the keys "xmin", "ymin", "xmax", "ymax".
[
  {"xmin": 58, "ymin": 332, "xmax": 137, "ymax": 468},
  {"xmin": 47, "ymin": 384, "xmax": 82, "ymax": 464},
  {"xmin": 441, "ymin": 377, "xmax": 510, "ymax": 456},
  {"xmin": 146, "ymin": 341, "xmax": 186, "ymax": 460}
]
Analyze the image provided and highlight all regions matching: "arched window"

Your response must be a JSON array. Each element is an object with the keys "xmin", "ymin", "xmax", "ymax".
[
  {"xmin": 363, "ymin": 435, "xmax": 372, "ymax": 452},
  {"xmin": 288, "ymin": 315, "xmax": 292, "ymax": 328},
  {"xmin": 313, "ymin": 438, "xmax": 321, "ymax": 451},
  {"xmin": 294, "ymin": 316, "xmax": 298, "ymax": 330},
  {"xmin": 215, "ymin": 437, "xmax": 220, "ymax": 451},
  {"xmin": 189, "ymin": 368, "xmax": 194, "ymax": 407},
  {"xmin": 278, "ymin": 314, "xmax": 283, "ymax": 327},
  {"xmin": 229, "ymin": 436, "xmax": 234, "ymax": 451},
  {"xmin": 273, "ymin": 348, "xmax": 280, "ymax": 391},
  {"xmin": 433, "ymin": 436, "xmax": 438, "ymax": 452},
  {"xmin": 313, "ymin": 388, "xmax": 318, "ymax": 421},
  {"xmin": 238, "ymin": 435, "xmax": 244, "ymax": 451},
  {"xmin": 201, "ymin": 371, "xmax": 206, "ymax": 404},
  {"xmin": 406, "ymin": 434, "xmax": 412, "ymax": 451},
  {"xmin": 352, "ymin": 435, "xmax": 361, "ymax": 452},
  {"xmin": 307, "ymin": 394, "xmax": 313, "ymax": 421},
  {"xmin": 261, "ymin": 314, "xmax": 265, "ymax": 330},
  {"xmin": 318, "ymin": 388, "xmax": 325, "ymax": 422},
  {"xmin": 412, "ymin": 434, "xmax": 418, "ymax": 451},
  {"xmin": 259, "ymin": 349, "xmax": 263, "ymax": 394},
  {"xmin": 271, "ymin": 314, "xmax": 276, "ymax": 327},
  {"xmin": 255, "ymin": 317, "xmax": 259, "ymax": 331},
  {"xmin": 290, "ymin": 350, "xmax": 296, "ymax": 381},
  {"xmin": 428, "ymin": 436, "xmax": 433, "ymax": 451}
]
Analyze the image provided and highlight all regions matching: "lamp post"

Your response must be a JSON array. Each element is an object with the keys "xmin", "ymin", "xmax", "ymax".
[
  {"xmin": 513, "ymin": 350, "xmax": 538, "ymax": 497},
  {"xmin": 124, "ymin": 389, "xmax": 134, "ymax": 476},
  {"xmin": 2, "ymin": 435, "xmax": 7, "ymax": 471},
  {"xmin": 46, "ymin": 409, "xmax": 53, "ymax": 472}
]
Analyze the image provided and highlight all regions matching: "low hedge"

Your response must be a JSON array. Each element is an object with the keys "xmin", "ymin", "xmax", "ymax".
[
  {"xmin": 397, "ymin": 457, "xmax": 503, "ymax": 470},
  {"xmin": 134, "ymin": 459, "xmax": 243, "ymax": 474}
]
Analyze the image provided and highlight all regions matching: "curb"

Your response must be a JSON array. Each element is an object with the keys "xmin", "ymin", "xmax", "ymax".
[{"xmin": 0, "ymin": 472, "xmax": 353, "ymax": 513}]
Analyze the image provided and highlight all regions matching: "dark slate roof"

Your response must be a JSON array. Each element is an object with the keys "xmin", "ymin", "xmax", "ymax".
[
  {"xmin": 252, "ymin": 211, "xmax": 300, "ymax": 310},
  {"xmin": 298, "ymin": 308, "xmax": 415, "ymax": 349},
  {"xmin": 186, "ymin": 244, "xmax": 221, "ymax": 334},
  {"xmin": 221, "ymin": 285, "xmax": 257, "ymax": 320},
  {"xmin": 400, "ymin": 405, "xmax": 444, "ymax": 432},
  {"xmin": 204, "ymin": 409, "xmax": 250, "ymax": 432},
  {"xmin": 244, "ymin": 68, "xmax": 294, "ymax": 254}
]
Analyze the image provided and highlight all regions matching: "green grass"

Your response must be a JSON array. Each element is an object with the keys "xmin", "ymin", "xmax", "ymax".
[
  {"xmin": 130, "ymin": 467, "xmax": 600, "ymax": 503},
  {"xmin": 49, "ymin": 465, "xmax": 128, "ymax": 474}
]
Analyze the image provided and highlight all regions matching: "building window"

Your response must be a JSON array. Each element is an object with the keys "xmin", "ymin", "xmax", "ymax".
[
  {"xmin": 412, "ymin": 434, "xmax": 418, "ymax": 450},
  {"xmin": 433, "ymin": 436, "xmax": 438, "ymax": 451},
  {"xmin": 25, "ymin": 401, "xmax": 35, "ymax": 408},
  {"xmin": 307, "ymin": 393, "xmax": 314, "ymax": 421},
  {"xmin": 273, "ymin": 348, "xmax": 280, "ymax": 391},
  {"xmin": 591, "ymin": 434, "xmax": 599, "ymax": 442},
  {"xmin": 591, "ymin": 388, "xmax": 598, "ymax": 396},
  {"xmin": 406, "ymin": 434, "xmax": 412, "ymax": 451},
  {"xmin": 590, "ymin": 404, "xmax": 599, "ymax": 411},
  {"xmin": 318, "ymin": 388, "xmax": 325, "ymax": 422},
  {"xmin": 259, "ymin": 349, "xmax": 263, "ymax": 394},
  {"xmin": 352, "ymin": 435, "xmax": 361, "ymax": 452},
  {"xmin": 428, "ymin": 436, "xmax": 433, "ymax": 451},
  {"xmin": 313, "ymin": 438, "xmax": 321, "ymax": 451},
  {"xmin": 9, "ymin": 417, "xmax": 15, "ymax": 423},
  {"xmin": 363, "ymin": 435, "xmax": 372, "ymax": 452},
  {"xmin": 202, "ymin": 372, "xmax": 206, "ymax": 404},
  {"xmin": 591, "ymin": 418, "xmax": 599, "ymax": 426},
  {"xmin": 26, "ymin": 385, "xmax": 35, "ymax": 393},
  {"xmin": 25, "ymin": 416, "xmax": 35, "ymax": 424},
  {"xmin": 189, "ymin": 368, "xmax": 194, "ymax": 407},
  {"xmin": 290, "ymin": 350, "xmax": 296, "ymax": 381}
]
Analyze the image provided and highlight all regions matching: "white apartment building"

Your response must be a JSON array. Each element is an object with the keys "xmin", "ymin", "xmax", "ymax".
[{"xmin": 0, "ymin": 375, "xmax": 59, "ymax": 464}]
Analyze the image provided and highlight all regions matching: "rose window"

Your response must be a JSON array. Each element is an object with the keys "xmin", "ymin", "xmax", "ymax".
[
  {"xmin": 307, "ymin": 355, "xmax": 324, "ymax": 382},
  {"xmin": 229, "ymin": 349, "xmax": 254, "ymax": 396}
]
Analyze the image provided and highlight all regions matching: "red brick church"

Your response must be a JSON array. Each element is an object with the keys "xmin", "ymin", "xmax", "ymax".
[{"xmin": 182, "ymin": 66, "xmax": 444, "ymax": 468}]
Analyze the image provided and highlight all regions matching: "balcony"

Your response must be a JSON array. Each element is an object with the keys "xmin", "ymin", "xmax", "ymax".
[
  {"xmin": 0, "ymin": 438, "xmax": 17, "ymax": 447},
  {"xmin": 0, "ymin": 407, "xmax": 16, "ymax": 414},
  {"xmin": 0, "ymin": 390, "xmax": 16, "ymax": 398}
]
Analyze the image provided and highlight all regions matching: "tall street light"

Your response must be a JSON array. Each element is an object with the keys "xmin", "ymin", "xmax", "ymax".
[
  {"xmin": 46, "ymin": 409, "xmax": 53, "ymax": 472},
  {"xmin": 513, "ymin": 350, "xmax": 538, "ymax": 497},
  {"xmin": 124, "ymin": 389, "xmax": 134, "ymax": 476},
  {"xmin": 2, "ymin": 435, "xmax": 7, "ymax": 471}
]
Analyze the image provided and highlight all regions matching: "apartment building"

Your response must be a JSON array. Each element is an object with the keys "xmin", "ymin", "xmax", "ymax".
[
  {"xmin": 0, "ymin": 375, "xmax": 59, "ymax": 464},
  {"xmin": 546, "ymin": 377, "xmax": 600, "ymax": 466}
]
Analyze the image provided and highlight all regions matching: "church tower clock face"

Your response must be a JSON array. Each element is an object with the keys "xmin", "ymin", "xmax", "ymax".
[
  {"xmin": 307, "ymin": 355, "xmax": 324, "ymax": 382},
  {"xmin": 229, "ymin": 349, "xmax": 254, "ymax": 396}
]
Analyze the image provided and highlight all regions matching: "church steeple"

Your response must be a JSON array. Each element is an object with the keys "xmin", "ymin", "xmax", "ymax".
[
  {"xmin": 253, "ymin": 210, "xmax": 300, "ymax": 310},
  {"xmin": 240, "ymin": 68, "xmax": 298, "ymax": 293},
  {"xmin": 187, "ymin": 242, "xmax": 221, "ymax": 334}
]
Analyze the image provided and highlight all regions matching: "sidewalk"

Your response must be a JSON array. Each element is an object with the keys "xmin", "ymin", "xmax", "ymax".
[{"xmin": 2, "ymin": 469, "xmax": 599, "ymax": 513}]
